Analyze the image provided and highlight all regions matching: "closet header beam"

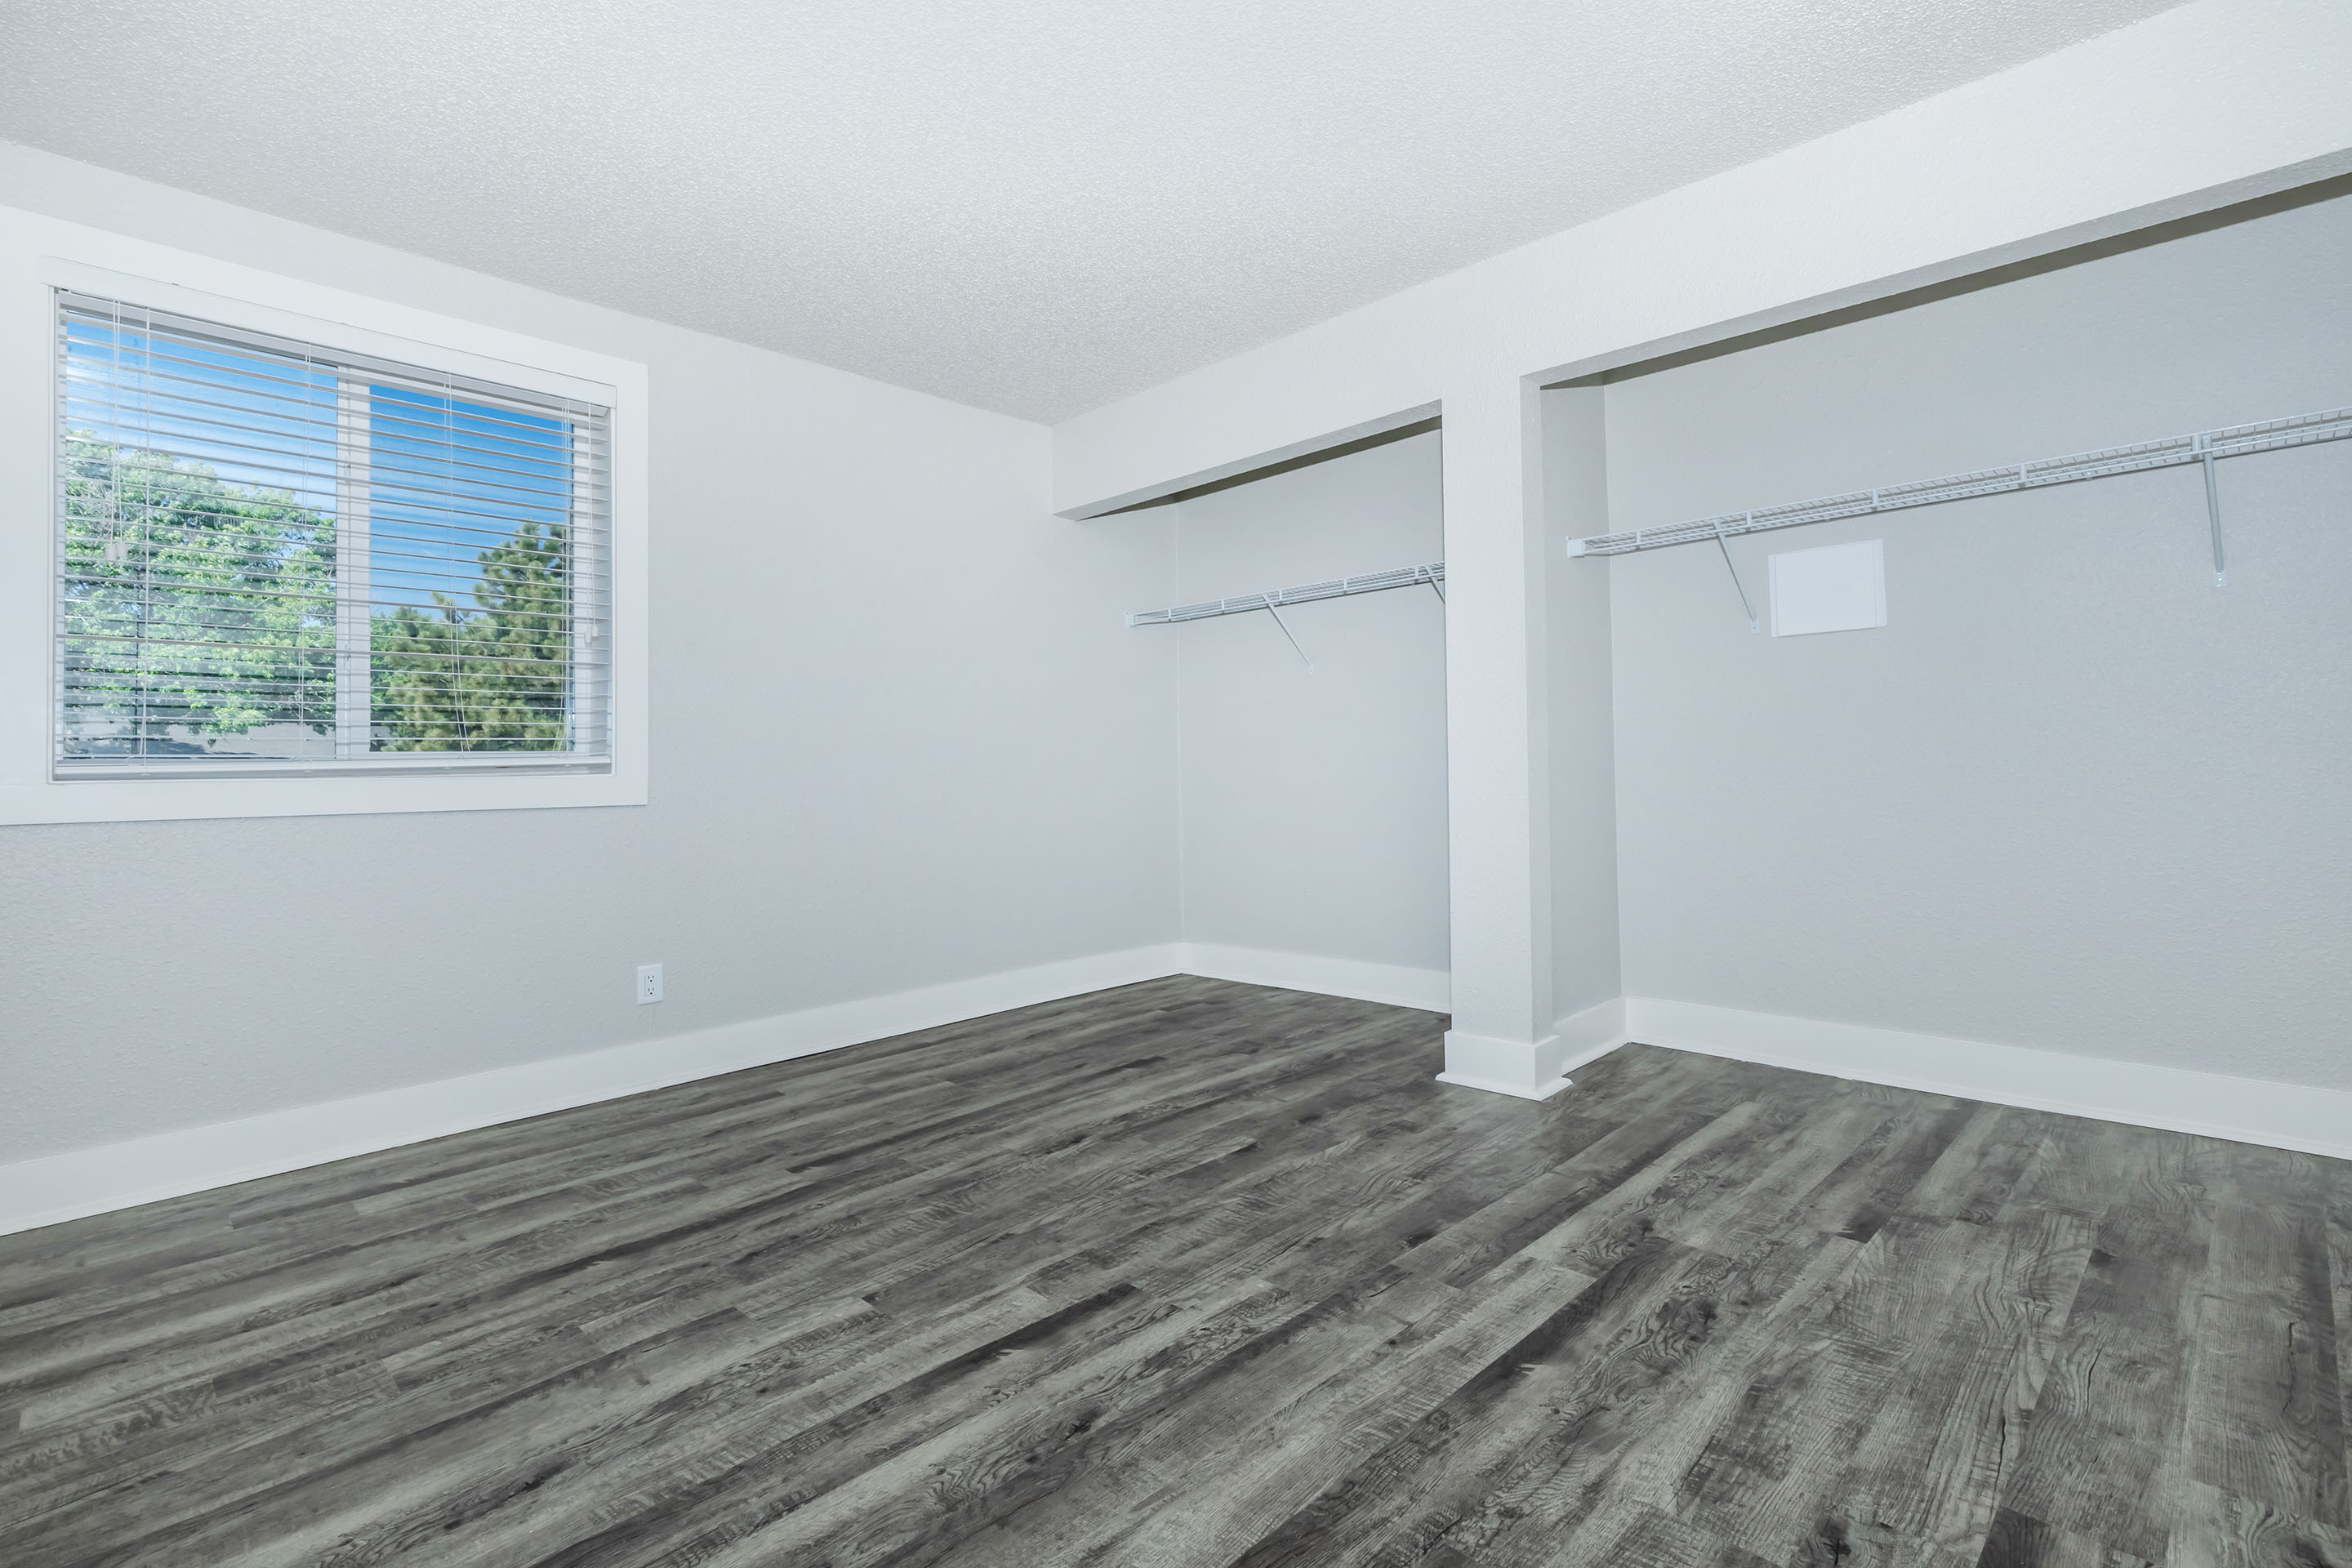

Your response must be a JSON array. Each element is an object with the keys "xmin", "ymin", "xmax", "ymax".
[
  {"xmin": 1566, "ymin": 404, "xmax": 2352, "ymax": 559},
  {"xmin": 1129, "ymin": 561, "xmax": 1445, "ymax": 626}
]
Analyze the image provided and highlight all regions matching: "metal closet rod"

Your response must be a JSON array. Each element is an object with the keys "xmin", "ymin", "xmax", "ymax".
[{"xmin": 1565, "ymin": 403, "xmax": 2352, "ymax": 587}]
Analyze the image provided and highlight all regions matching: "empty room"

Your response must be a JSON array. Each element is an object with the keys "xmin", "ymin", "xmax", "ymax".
[{"xmin": 2, "ymin": 2, "xmax": 2349, "ymax": 1564}]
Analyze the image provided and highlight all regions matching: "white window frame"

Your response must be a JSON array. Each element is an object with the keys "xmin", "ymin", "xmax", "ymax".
[{"xmin": 0, "ymin": 217, "xmax": 648, "ymax": 823}]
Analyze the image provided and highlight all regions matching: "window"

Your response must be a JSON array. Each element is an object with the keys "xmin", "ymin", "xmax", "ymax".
[{"xmin": 54, "ymin": 291, "xmax": 612, "ymax": 777}]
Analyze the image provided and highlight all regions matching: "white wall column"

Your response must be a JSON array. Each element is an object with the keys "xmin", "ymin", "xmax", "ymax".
[
  {"xmin": 1437, "ymin": 375, "xmax": 1565, "ymax": 1097},
  {"xmin": 1544, "ymin": 385, "xmax": 1626, "ymax": 1062}
]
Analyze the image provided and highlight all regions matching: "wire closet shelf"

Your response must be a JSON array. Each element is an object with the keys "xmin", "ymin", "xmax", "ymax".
[
  {"xmin": 1564, "ymin": 404, "xmax": 2352, "ymax": 567},
  {"xmin": 1129, "ymin": 561, "xmax": 1445, "ymax": 626}
]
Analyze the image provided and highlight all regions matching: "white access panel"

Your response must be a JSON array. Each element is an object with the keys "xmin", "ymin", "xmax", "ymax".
[{"xmin": 1770, "ymin": 539, "xmax": 1886, "ymax": 637}]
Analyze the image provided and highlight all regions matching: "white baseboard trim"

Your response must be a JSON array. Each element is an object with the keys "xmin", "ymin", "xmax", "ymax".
[
  {"xmin": 0, "ymin": 942, "xmax": 1188, "ymax": 1239},
  {"xmin": 1624, "ymin": 996, "xmax": 2352, "ymax": 1162},
  {"xmin": 1177, "ymin": 942, "xmax": 1450, "ymax": 1013},
  {"xmin": 1553, "ymin": 996, "xmax": 1630, "ymax": 1067},
  {"xmin": 0, "ymin": 940, "xmax": 1465, "ymax": 1238},
  {"xmin": 29, "ymin": 958, "xmax": 2339, "ymax": 1237}
]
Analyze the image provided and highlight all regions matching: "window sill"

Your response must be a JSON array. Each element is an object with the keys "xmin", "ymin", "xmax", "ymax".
[
  {"xmin": 52, "ymin": 755, "xmax": 612, "ymax": 782},
  {"xmin": 0, "ymin": 766, "xmax": 645, "ymax": 825}
]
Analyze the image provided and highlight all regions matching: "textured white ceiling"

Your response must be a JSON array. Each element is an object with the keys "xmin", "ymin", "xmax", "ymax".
[{"xmin": 0, "ymin": 1, "xmax": 2181, "ymax": 421}]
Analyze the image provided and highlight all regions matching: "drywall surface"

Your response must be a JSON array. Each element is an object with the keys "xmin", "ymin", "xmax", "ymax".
[
  {"xmin": 0, "ymin": 145, "xmax": 1179, "ymax": 1165},
  {"xmin": 1169, "ymin": 431, "xmax": 1448, "ymax": 974},
  {"xmin": 1604, "ymin": 194, "xmax": 2352, "ymax": 1089},
  {"xmin": 1541, "ymin": 389, "xmax": 1620, "ymax": 1023},
  {"xmin": 1051, "ymin": 0, "xmax": 2352, "ymax": 514}
]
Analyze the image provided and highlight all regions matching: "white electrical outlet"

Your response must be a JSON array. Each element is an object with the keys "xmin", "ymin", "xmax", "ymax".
[{"xmin": 635, "ymin": 963, "xmax": 664, "ymax": 1004}]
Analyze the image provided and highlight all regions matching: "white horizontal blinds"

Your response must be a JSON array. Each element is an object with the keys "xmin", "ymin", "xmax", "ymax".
[
  {"xmin": 54, "ymin": 290, "xmax": 612, "ymax": 776},
  {"xmin": 362, "ymin": 374, "xmax": 610, "ymax": 760},
  {"xmin": 56, "ymin": 295, "xmax": 339, "ymax": 767}
]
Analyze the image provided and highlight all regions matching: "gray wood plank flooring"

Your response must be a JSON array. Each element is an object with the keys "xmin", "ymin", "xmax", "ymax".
[{"xmin": 2, "ymin": 975, "xmax": 2347, "ymax": 1566}]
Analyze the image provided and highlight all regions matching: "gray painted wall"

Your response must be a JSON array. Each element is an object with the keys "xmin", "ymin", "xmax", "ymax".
[
  {"xmin": 1600, "ymin": 193, "xmax": 2352, "ymax": 1089},
  {"xmin": 1542, "ymin": 387, "xmax": 1623, "ymax": 1027},
  {"xmin": 0, "ymin": 145, "xmax": 1180, "ymax": 1163},
  {"xmin": 1170, "ymin": 430, "xmax": 1450, "ymax": 973}
]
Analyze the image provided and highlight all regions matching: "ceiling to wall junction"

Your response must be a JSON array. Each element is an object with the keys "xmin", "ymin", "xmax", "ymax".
[{"xmin": 0, "ymin": 0, "xmax": 2184, "ymax": 421}]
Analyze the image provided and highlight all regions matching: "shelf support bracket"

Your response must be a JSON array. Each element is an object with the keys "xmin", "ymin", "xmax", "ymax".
[
  {"xmin": 2198, "ymin": 434, "xmax": 2227, "ymax": 587},
  {"xmin": 1714, "ymin": 515, "xmax": 1761, "ymax": 634},
  {"xmin": 1264, "ymin": 603, "xmax": 1314, "ymax": 670}
]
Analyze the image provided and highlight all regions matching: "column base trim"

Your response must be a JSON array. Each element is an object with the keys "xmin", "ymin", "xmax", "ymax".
[
  {"xmin": 1432, "ymin": 1069, "xmax": 1577, "ymax": 1101},
  {"xmin": 1435, "ymin": 996, "xmax": 1629, "ymax": 1101}
]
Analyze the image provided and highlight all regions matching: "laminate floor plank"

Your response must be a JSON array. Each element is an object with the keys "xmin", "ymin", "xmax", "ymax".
[
  {"xmin": 1, "ymin": 976, "xmax": 2343, "ymax": 1566},
  {"xmin": 2163, "ymin": 1481, "xmax": 2352, "ymax": 1568},
  {"xmin": 1791, "ymin": 1096, "xmax": 1980, "ymax": 1245},
  {"xmin": 1231, "ymin": 1230, "xmax": 1832, "ymax": 1568},
  {"xmin": 1976, "ymin": 1507, "xmax": 2156, "ymax": 1568},
  {"xmin": 1898, "ymin": 1105, "xmax": 2054, "ymax": 1228},
  {"xmin": 1812, "ymin": 1205, "xmax": 2096, "ymax": 1568},
  {"xmin": 954, "ymin": 1254, "xmax": 1601, "ymax": 1568},
  {"xmin": 1667, "ymin": 1214, "xmax": 1969, "ymax": 1561},
  {"xmin": 2184, "ymin": 1152, "xmax": 2349, "ymax": 1526},
  {"xmin": 1994, "ymin": 1200, "xmax": 2212, "ymax": 1562},
  {"xmin": 2330, "ymin": 1164, "xmax": 2352, "ymax": 1522}
]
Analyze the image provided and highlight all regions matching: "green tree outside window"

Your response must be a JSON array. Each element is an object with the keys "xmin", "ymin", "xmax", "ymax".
[{"xmin": 62, "ymin": 434, "xmax": 574, "ymax": 756}]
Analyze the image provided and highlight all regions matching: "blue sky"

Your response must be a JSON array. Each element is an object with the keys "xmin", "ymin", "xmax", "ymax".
[{"xmin": 63, "ymin": 314, "xmax": 575, "ymax": 617}]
